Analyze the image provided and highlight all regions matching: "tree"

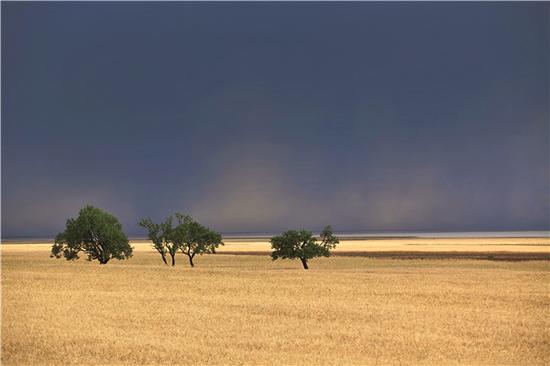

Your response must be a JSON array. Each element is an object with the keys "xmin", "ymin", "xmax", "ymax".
[
  {"xmin": 270, "ymin": 225, "xmax": 339, "ymax": 269},
  {"xmin": 138, "ymin": 217, "xmax": 177, "ymax": 265},
  {"xmin": 173, "ymin": 213, "xmax": 223, "ymax": 267},
  {"xmin": 51, "ymin": 205, "xmax": 133, "ymax": 264}
]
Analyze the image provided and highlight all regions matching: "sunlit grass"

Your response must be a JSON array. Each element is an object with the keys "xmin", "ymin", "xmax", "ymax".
[{"xmin": 2, "ymin": 244, "xmax": 549, "ymax": 365}]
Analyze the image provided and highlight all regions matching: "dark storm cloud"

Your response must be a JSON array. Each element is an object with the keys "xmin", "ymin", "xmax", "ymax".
[{"xmin": 2, "ymin": 2, "xmax": 549, "ymax": 237}]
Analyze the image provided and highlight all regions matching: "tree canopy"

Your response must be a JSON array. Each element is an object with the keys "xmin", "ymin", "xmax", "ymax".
[
  {"xmin": 138, "ymin": 213, "xmax": 223, "ymax": 267},
  {"xmin": 51, "ymin": 205, "xmax": 132, "ymax": 264},
  {"xmin": 139, "ymin": 216, "xmax": 178, "ymax": 265},
  {"xmin": 173, "ymin": 213, "xmax": 223, "ymax": 267},
  {"xmin": 271, "ymin": 225, "xmax": 339, "ymax": 269}
]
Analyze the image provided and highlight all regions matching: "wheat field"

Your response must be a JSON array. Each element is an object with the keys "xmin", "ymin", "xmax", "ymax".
[{"xmin": 2, "ymin": 242, "xmax": 550, "ymax": 365}]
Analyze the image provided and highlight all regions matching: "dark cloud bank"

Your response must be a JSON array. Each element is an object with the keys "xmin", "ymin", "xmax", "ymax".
[{"xmin": 2, "ymin": 2, "xmax": 549, "ymax": 237}]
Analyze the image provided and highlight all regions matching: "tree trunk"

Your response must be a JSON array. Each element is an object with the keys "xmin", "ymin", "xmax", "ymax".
[
  {"xmin": 99, "ymin": 258, "xmax": 109, "ymax": 265},
  {"xmin": 161, "ymin": 254, "xmax": 168, "ymax": 265},
  {"xmin": 189, "ymin": 254, "xmax": 195, "ymax": 267},
  {"xmin": 170, "ymin": 253, "xmax": 176, "ymax": 266},
  {"xmin": 300, "ymin": 257, "xmax": 309, "ymax": 270}
]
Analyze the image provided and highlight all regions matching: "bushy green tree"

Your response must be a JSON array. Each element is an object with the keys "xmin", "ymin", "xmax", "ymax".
[
  {"xmin": 271, "ymin": 225, "xmax": 339, "ymax": 269},
  {"xmin": 51, "ymin": 205, "xmax": 132, "ymax": 264},
  {"xmin": 138, "ymin": 216, "xmax": 178, "ymax": 266},
  {"xmin": 173, "ymin": 213, "xmax": 223, "ymax": 267}
]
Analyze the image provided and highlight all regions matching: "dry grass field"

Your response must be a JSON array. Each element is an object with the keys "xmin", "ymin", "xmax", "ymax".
[{"xmin": 2, "ymin": 240, "xmax": 550, "ymax": 365}]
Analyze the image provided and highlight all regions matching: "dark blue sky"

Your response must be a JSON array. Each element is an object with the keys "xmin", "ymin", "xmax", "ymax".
[{"xmin": 2, "ymin": 2, "xmax": 549, "ymax": 237}]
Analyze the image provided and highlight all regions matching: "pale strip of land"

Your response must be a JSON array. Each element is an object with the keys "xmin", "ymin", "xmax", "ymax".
[
  {"xmin": 3, "ymin": 237, "xmax": 548, "ymax": 254},
  {"xmin": 218, "ymin": 237, "xmax": 550, "ymax": 253}
]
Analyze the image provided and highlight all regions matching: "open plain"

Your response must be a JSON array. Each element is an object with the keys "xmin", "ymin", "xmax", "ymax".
[{"xmin": 2, "ymin": 238, "xmax": 550, "ymax": 365}]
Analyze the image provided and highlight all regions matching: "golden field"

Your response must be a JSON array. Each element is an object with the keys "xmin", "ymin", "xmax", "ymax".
[{"xmin": 2, "ymin": 239, "xmax": 550, "ymax": 365}]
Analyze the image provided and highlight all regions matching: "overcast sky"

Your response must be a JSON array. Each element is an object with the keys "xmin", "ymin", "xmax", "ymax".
[{"xmin": 2, "ymin": 2, "xmax": 549, "ymax": 237}]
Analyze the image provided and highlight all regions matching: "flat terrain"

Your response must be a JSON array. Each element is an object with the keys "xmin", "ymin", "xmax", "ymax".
[
  {"xmin": 2, "ymin": 240, "xmax": 550, "ymax": 365},
  {"xmin": 215, "ymin": 237, "xmax": 550, "ymax": 260}
]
